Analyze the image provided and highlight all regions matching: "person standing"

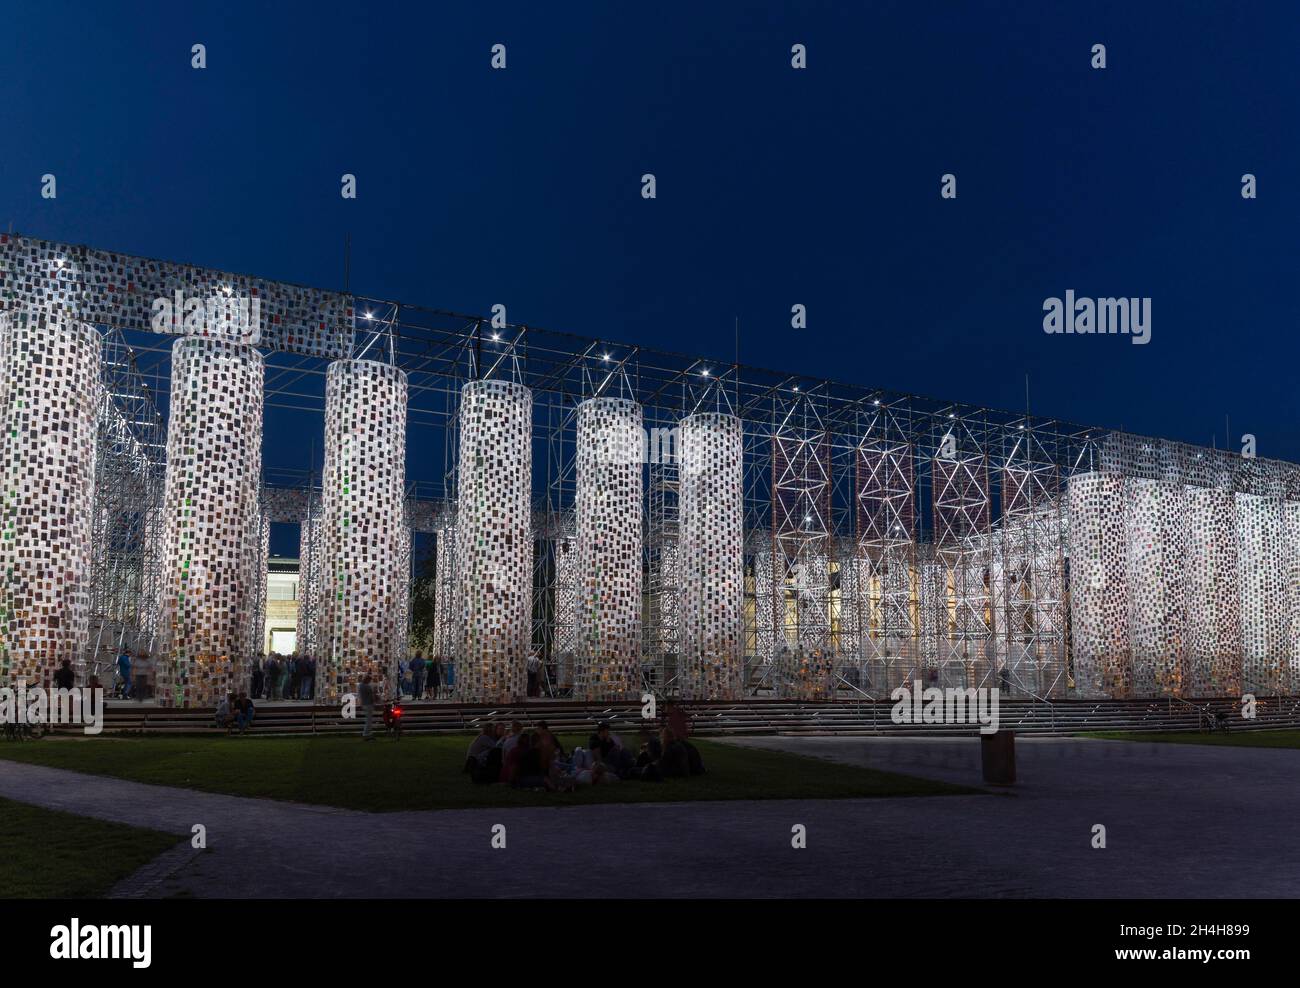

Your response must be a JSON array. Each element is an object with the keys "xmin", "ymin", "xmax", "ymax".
[
  {"xmin": 428, "ymin": 656, "xmax": 442, "ymax": 699},
  {"xmin": 53, "ymin": 658, "xmax": 75, "ymax": 689},
  {"xmin": 116, "ymin": 649, "xmax": 132, "ymax": 699},
  {"xmin": 409, "ymin": 652, "xmax": 425, "ymax": 700},
  {"xmin": 359, "ymin": 673, "xmax": 377, "ymax": 740},
  {"xmin": 526, "ymin": 651, "xmax": 541, "ymax": 698}
]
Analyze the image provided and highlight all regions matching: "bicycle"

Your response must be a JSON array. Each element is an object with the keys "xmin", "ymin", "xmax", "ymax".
[{"xmin": 382, "ymin": 696, "xmax": 404, "ymax": 740}]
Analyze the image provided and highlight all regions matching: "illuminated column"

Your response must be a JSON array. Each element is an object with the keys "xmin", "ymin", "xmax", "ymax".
[
  {"xmin": 395, "ymin": 522, "xmax": 412, "ymax": 684},
  {"xmin": 0, "ymin": 309, "xmax": 101, "ymax": 687},
  {"xmin": 1184, "ymin": 486, "xmax": 1240, "ymax": 696},
  {"xmin": 1235, "ymin": 492, "xmax": 1287, "ymax": 694},
  {"xmin": 574, "ymin": 397, "xmax": 643, "ymax": 699},
  {"xmin": 551, "ymin": 520, "xmax": 578, "ymax": 689},
  {"xmin": 432, "ymin": 509, "xmax": 458, "ymax": 665},
  {"xmin": 157, "ymin": 338, "xmax": 263, "ymax": 706},
  {"xmin": 1283, "ymin": 501, "xmax": 1300, "ymax": 696},
  {"xmin": 455, "ymin": 380, "xmax": 532, "ymax": 702},
  {"xmin": 1124, "ymin": 479, "xmax": 1187, "ymax": 695},
  {"xmin": 1066, "ymin": 472, "xmax": 1131, "ymax": 696},
  {"xmin": 677, "ymin": 412, "xmax": 744, "ymax": 699},
  {"xmin": 751, "ymin": 532, "xmax": 775, "ymax": 666},
  {"xmin": 250, "ymin": 507, "xmax": 270, "ymax": 658},
  {"xmin": 320, "ymin": 360, "xmax": 408, "ymax": 699},
  {"xmin": 295, "ymin": 503, "xmax": 322, "ymax": 656}
]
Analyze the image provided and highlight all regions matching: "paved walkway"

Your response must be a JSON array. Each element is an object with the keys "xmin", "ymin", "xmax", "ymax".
[{"xmin": 2, "ymin": 736, "xmax": 1297, "ymax": 897}]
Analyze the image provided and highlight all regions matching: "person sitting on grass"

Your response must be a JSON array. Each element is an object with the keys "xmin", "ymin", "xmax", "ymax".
[
  {"xmin": 534, "ymin": 721, "xmax": 566, "ymax": 772},
  {"xmin": 651, "ymin": 727, "xmax": 704, "ymax": 777},
  {"xmin": 465, "ymin": 722, "xmax": 502, "ymax": 784},
  {"xmin": 499, "ymin": 720, "xmax": 525, "ymax": 762},
  {"xmin": 466, "ymin": 721, "xmax": 497, "ymax": 764},
  {"xmin": 590, "ymin": 722, "xmax": 636, "ymax": 779},
  {"xmin": 512, "ymin": 732, "xmax": 551, "ymax": 790},
  {"xmin": 548, "ymin": 760, "xmax": 577, "ymax": 792},
  {"xmin": 496, "ymin": 731, "xmax": 544, "ymax": 788},
  {"xmin": 657, "ymin": 726, "xmax": 691, "ymax": 778},
  {"xmin": 636, "ymin": 728, "xmax": 663, "ymax": 767},
  {"xmin": 568, "ymin": 746, "xmax": 602, "ymax": 787},
  {"xmin": 588, "ymin": 722, "xmax": 621, "ymax": 761},
  {"xmin": 234, "ymin": 692, "xmax": 256, "ymax": 734}
]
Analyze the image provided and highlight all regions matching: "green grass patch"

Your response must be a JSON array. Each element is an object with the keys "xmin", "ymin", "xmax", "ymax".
[
  {"xmin": 0, "ymin": 734, "xmax": 977, "ymax": 811},
  {"xmin": 0, "ymin": 796, "xmax": 180, "ymax": 898},
  {"xmin": 1084, "ymin": 729, "xmax": 1300, "ymax": 749}
]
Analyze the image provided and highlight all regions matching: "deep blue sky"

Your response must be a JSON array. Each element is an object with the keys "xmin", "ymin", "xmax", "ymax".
[{"xmin": 4, "ymin": 0, "xmax": 1299, "ymax": 472}]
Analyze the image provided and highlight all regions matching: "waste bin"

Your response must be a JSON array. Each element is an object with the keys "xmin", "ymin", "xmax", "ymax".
[{"xmin": 980, "ymin": 729, "xmax": 1016, "ymax": 785}]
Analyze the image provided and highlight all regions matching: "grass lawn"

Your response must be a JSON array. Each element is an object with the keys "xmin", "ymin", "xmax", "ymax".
[
  {"xmin": 0, "ymin": 734, "xmax": 978, "ymax": 811},
  {"xmin": 1084, "ymin": 729, "xmax": 1300, "ymax": 749},
  {"xmin": 0, "ymin": 796, "xmax": 180, "ymax": 898}
]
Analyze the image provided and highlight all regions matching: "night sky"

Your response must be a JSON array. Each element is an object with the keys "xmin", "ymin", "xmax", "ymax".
[{"xmin": 4, "ymin": 0, "xmax": 1298, "ymax": 478}]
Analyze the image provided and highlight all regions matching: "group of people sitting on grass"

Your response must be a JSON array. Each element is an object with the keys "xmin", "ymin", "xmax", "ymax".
[
  {"xmin": 464, "ymin": 719, "xmax": 705, "ymax": 790},
  {"xmin": 214, "ymin": 692, "xmax": 257, "ymax": 734}
]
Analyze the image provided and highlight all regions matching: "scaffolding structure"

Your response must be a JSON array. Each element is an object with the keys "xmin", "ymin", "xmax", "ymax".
[{"xmin": 86, "ymin": 327, "xmax": 167, "ymax": 671}]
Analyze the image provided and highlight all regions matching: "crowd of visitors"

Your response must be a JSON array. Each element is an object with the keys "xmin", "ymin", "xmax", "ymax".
[
  {"xmin": 250, "ymin": 653, "xmax": 317, "ymax": 700},
  {"xmin": 463, "ymin": 719, "xmax": 705, "ymax": 790},
  {"xmin": 246, "ymin": 652, "xmax": 456, "ymax": 703},
  {"xmin": 394, "ymin": 652, "xmax": 454, "ymax": 699}
]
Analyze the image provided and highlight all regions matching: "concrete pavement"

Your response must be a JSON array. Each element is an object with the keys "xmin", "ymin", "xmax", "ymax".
[{"xmin": 1, "ymin": 736, "xmax": 1296, "ymax": 897}]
